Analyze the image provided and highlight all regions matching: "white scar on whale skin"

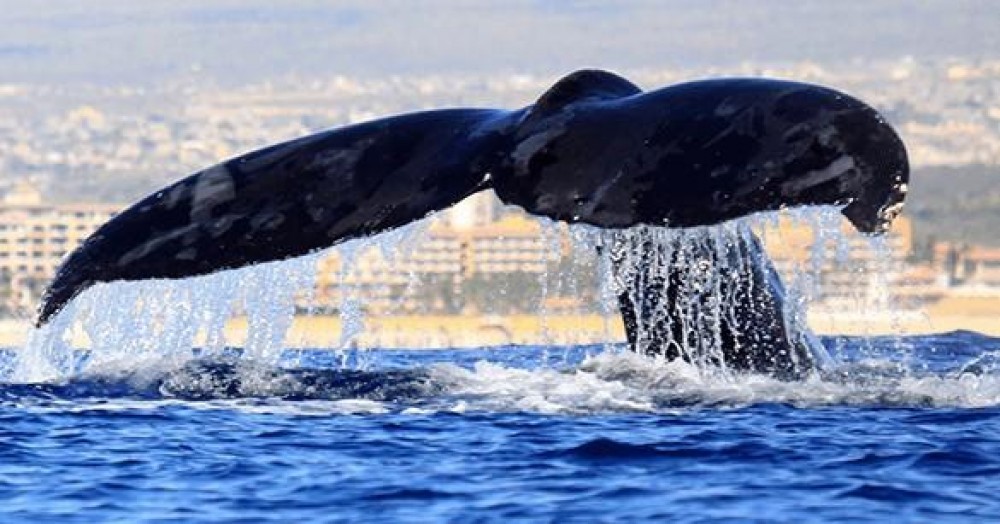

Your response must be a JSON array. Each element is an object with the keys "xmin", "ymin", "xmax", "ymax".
[
  {"xmin": 234, "ymin": 131, "xmax": 331, "ymax": 173},
  {"xmin": 190, "ymin": 165, "xmax": 236, "ymax": 225},
  {"xmin": 303, "ymin": 137, "xmax": 376, "ymax": 183},
  {"xmin": 575, "ymin": 169, "xmax": 626, "ymax": 222},
  {"xmin": 780, "ymin": 156, "xmax": 856, "ymax": 195},
  {"xmin": 511, "ymin": 112, "xmax": 574, "ymax": 173},
  {"xmin": 117, "ymin": 224, "xmax": 199, "ymax": 267}
]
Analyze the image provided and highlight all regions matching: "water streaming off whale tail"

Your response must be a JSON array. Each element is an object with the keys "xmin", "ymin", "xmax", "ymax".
[{"xmin": 2, "ymin": 208, "xmax": 999, "ymax": 411}]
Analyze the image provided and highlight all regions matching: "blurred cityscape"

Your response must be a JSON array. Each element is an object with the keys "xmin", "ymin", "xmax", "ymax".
[
  {"xmin": 3, "ymin": 58, "xmax": 1000, "ymax": 200},
  {"xmin": 0, "ymin": 57, "xmax": 997, "ymax": 339}
]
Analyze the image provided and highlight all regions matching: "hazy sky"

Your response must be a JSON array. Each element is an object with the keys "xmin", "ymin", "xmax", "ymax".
[{"xmin": 0, "ymin": 0, "xmax": 997, "ymax": 85}]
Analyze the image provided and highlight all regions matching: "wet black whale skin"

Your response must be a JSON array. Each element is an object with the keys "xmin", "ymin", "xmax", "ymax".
[{"xmin": 37, "ymin": 70, "xmax": 908, "ymax": 377}]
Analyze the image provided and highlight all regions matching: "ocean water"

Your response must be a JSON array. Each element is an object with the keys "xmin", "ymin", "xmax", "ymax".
[{"xmin": 0, "ymin": 331, "xmax": 998, "ymax": 523}]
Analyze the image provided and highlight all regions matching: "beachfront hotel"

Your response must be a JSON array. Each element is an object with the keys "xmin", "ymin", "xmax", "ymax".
[{"xmin": 0, "ymin": 182, "xmax": 117, "ymax": 313}]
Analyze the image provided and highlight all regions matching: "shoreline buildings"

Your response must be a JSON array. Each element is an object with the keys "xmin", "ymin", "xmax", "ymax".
[
  {"xmin": 0, "ymin": 182, "xmax": 116, "ymax": 314},
  {"xmin": 0, "ymin": 59, "xmax": 997, "ymax": 340},
  {"xmin": 0, "ymin": 182, "xmax": 996, "ymax": 342}
]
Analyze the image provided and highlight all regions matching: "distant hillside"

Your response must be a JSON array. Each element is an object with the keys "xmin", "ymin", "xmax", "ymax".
[
  {"xmin": 908, "ymin": 165, "xmax": 1000, "ymax": 249},
  {"xmin": 1, "ymin": 0, "xmax": 997, "ymax": 85}
]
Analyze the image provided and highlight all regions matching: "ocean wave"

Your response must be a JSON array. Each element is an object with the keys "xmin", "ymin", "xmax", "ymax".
[{"xmin": 1, "ymin": 336, "xmax": 998, "ymax": 413}]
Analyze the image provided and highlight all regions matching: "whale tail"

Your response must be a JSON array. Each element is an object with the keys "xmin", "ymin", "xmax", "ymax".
[
  {"xmin": 493, "ymin": 76, "xmax": 908, "ymax": 236},
  {"xmin": 36, "ymin": 70, "xmax": 910, "ymax": 327},
  {"xmin": 36, "ymin": 109, "xmax": 509, "ymax": 326}
]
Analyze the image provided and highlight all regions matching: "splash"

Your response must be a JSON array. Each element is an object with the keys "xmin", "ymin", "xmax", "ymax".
[
  {"xmin": 5, "ymin": 205, "xmax": 989, "ymax": 412},
  {"xmin": 3, "ymin": 338, "xmax": 998, "ymax": 412},
  {"xmin": 594, "ymin": 221, "xmax": 814, "ymax": 373},
  {"xmin": 564, "ymin": 209, "xmax": 874, "ymax": 377},
  {"xmin": 9, "ymin": 216, "xmax": 431, "ymax": 383},
  {"xmin": 429, "ymin": 341, "xmax": 1000, "ymax": 413}
]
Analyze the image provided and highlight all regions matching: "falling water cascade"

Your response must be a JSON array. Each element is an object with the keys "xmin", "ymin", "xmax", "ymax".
[{"xmin": 3, "ymin": 207, "xmax": 999, "ymax": 409}]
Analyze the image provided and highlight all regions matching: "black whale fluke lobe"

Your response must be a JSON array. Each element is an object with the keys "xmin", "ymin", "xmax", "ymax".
[
  {"xmin": 37, "ymin": 109, "xmax": 509, "ymax": 325},
  {"xmin": 493, "ymin": 77, "xmax": 908, "ymax": 233},
  {"xmin": 36, "ymin": 69, "xmax": 909, "ymax": 377}
]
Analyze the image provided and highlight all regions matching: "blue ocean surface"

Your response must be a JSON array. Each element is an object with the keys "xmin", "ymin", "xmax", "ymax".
[{"xmin": 1, "ymin": 331, "xmax": 999, "ymax": 523}]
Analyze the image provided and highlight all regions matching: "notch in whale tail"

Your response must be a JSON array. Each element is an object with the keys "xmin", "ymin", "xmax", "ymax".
[{"xmin": 36, "ymin": 109, "xmax": 511, "ymax": 326}]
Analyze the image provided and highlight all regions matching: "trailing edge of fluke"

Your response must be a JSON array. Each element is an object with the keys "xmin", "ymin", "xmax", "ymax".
[{"xmin": 36, "ymin": 69, "xmax": 909, "ymax": 327}]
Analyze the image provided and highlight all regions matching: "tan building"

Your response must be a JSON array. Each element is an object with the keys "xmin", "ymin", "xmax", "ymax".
[
  {"xmin": 758, "ymin": 215, "xmax": 914, "ymax": 306},
  {"xmin": 965, "ymin": 247, "xmax": 1000, "ymax": 288},
  {"xmin": 0, "ymin": 180, "xmax": 960, "ymax": 327},
  {"xmin": 312, "ymin": 212, "xmax": 568, "ymax": 314},
  {"xmin": 0, "ymin": 182, "xmax": 118, "ymax": 312},
  {"xmin": 934, "ymin": 243, "xmax": 1000, "ymax": 290}
]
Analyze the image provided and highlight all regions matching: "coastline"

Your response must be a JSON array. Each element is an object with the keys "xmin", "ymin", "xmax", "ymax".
[{"xmin": 0, "ymin": 305, "xmax": 995, "ymax": 349}]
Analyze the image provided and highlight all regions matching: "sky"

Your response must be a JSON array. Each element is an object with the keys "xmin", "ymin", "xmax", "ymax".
[{"xmin": 0, "ymin": 0, "xmax": 997, "ymax": 85}]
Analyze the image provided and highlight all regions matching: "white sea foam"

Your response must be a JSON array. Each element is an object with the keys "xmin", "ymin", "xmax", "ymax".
[
  {"xmin": 427, "ymin": 351, "xmax": 1000, "ymax": 413},
  {"xmin": 6, "ymin": 207, "xmax": 995, "ymax": 413}
]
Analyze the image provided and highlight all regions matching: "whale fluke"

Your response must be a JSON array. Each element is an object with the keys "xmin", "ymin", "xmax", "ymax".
[
  {"xmin": 492, "ymin": 77, "xmax": 908, "ymax": 233},
  {"xmin": 37, "ymin": 70, "xmax": 908, "ymax": 329},
  {"xmin": 36, "ymin": 109, "xmax": 512, "ymax": 325}
]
